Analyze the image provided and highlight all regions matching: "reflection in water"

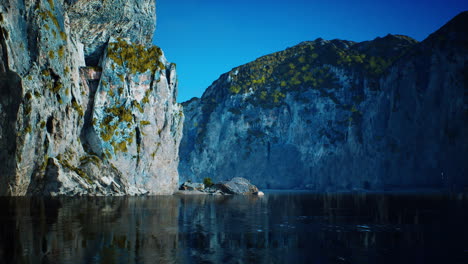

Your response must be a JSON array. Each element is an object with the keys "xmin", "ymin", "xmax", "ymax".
[
  {"xmin": 0, "ymin": 197, "xmax": 179, "ymax": 264},
  {"xmin": 0, "ymin": 193, "xmax": 467, "ymax": 264}
]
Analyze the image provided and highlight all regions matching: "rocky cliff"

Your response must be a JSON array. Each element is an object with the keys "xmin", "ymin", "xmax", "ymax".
[
  {"xmin": 180, "ymin": 12, "xmax": 468, "ymax": 191},
  {"xmin": 0, "ymin": 0, "xmax": 183, "ymax": 195}
]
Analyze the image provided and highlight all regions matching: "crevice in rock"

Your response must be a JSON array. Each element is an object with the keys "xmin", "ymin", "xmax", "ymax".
[
  {"xmin": 149, "ymin": 71, "xmax": 155, "ymax": 92},
  {"xmin": 0, "ymin": 27, "xmax": 22, "ymax": 195},
  {"xmin": 161, "ymin": 115, "xmax": 168, "ymax": 135},
  {"xmin": 79, "ymin": 67, "xmax": 101, "ymax": 155},
  {"xmin": 26, "ymin": 6, "xmax": 39, "ymax": 64},
  {"xmin": 125, "ymin": 74, "xmax": 132, "ymax": 95},
  {"xmin": 85, "ymin": 47, "xmax": 105, "ymax": 67},
  {"xmin": 27, "ymin": 136, "xmax": 50, "ymax": 194},
  {"xmin": 166, "ymin": 67, "xmax": 172, "ymax": 86},
  {"xmin": 46, "ymin": 116, "xmax": 54, "ymax": 134},
  {"xmin": 135, "ymin": 126, "xmax": 141, "ymax": 165}
]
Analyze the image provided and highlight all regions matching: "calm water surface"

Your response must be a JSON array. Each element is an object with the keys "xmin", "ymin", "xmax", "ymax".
[{"xmin": 0, "ymin": 191, "xmax": 467, "ymax": 264}]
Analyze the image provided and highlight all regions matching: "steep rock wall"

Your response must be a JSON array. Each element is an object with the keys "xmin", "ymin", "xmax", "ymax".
[
  {"xmin": 0, "ymin": 0, "xmax": 183, "ymax": 195},
  {"xmin": 180, "ymin": 12, "xmax": 468, "ymax": 191}
]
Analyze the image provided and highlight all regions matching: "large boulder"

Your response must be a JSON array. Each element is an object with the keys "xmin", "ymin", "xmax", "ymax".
[{"xmin": 215, "ymin": 177, "xmax": 259, "ymax": 195}]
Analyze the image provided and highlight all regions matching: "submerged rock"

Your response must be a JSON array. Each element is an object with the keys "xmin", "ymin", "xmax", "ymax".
[{"xmin": 0, "ymin": 0, "xmax": 183, "ymax": 196}]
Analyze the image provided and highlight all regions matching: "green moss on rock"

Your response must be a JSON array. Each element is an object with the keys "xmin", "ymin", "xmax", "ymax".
[
  {"xmin": 112, "ymin": 141, "xmax": 128, "ymax": 154},
  {"xmin": 50, "ymin": 80, "xmax": 62, "ymax": 93},
  {"xmin": 58, "ymin": 45, "xmax": 65, "ymax": 58},
  {"xmin": 24, "ymin": 125, "xmax": 32, "ymax": 134},
  {"xmin": 141, "ymin": 89, "xmax": 151, "ymax": 104},
  {"xmin": 39, "ymin": 155, "xmax": 49, "ymax": 171},
  {"xmin": 71, "ymin": 98, "xmax": 84, "ymax": 117},
  {"xmin": 24, "ymin": 104, "xmax": 32, "ymax": 115},
  {"xmin": 60, "ymin": 31, "xmax": 67, "ymax": 41},
  {"xmin": 107, "ymin": 38, "xmax": 165, "ymax": 75},
  {"xmin": 47, "ymin": 0, "xmax": 54, "ymax": 10},
  {"xmin": 105, "ymin": 105, "xmax": 133, "ymax": 123},
  {"xmin": 98, "ymin": 104, "xmax": 135, "ymax": 154},
  {"xmin": 58, "ymin": 157, "xmax": 93, "ymax": 184},
  {"xmin": 42, "ymin": 69, "xmax": 50, "ymax": 76},
  {"xmin": 133, "ymin": 100, "xmax": 144, "ymax": 113},
  {"xmin": 25, "ymin": 92, "xmax": 33, "ymax": 100}
]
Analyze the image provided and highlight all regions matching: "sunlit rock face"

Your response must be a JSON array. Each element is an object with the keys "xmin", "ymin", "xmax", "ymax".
[
  {"xmin": 180, "ymin": 12, "xmax": 468, "ymax": 191},
  {"xmin": 66, "ymin": 0, "xmax": 156, "ymax": 66},
  {"xmin": 89, "ymin": 38, "xmax": 183, "ymax": 195},
  {"xmin": 0, "ymin": 0, "xmax": 183, "ymax": 195}
]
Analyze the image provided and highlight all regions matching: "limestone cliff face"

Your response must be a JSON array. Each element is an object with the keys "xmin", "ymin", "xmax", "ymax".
[
  {"xmin": 180, "ymin": 12, "xmax": 468, "ymax": 191},
  {"xmin": 0, "ymin": 0, "xmax": 183, "ymax": 195},
  {"xmin": 67, "ymin": 0, "xmax": 157, "ymax": 65}
]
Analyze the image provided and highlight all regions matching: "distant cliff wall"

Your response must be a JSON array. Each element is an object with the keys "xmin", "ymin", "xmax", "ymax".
[
  {"xmin": 179, "ymin": 12, "xmax": 468, "ymax": 191},
  {"xmin": 0, "ymin": 0, "xmax": 183, "ymax": 195}
]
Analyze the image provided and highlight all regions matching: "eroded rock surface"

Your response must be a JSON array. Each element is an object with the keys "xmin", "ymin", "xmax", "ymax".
[
  {"xmin": 0, "ymin": 0, "xmax": 183, "ymax": 196},
  {"xmin": 67, "ymin": 0, "xmax": 156, "ymax": 65}
]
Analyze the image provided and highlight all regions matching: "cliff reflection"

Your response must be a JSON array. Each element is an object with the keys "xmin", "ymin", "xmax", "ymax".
[
  {"xmin": 0, "ymin": 197, "xmax": 179, "ymax": 264},
  {"xmin": 0, "ymin": 193, "xmax": 467, "ymax": 264},
  {"xmin": 177, "ymin": 195, "xmax": 297, "ymax": 263}
]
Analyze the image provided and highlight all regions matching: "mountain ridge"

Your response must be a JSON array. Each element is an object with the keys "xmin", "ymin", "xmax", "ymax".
[{"xmin": 179, "ymin": 11, "xmax": 468, "ymax": 191}]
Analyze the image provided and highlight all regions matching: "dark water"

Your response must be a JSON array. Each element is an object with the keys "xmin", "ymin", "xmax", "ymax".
[{"xmin": 1, "ymin": 192, "xmax": 467, "ymax": 264}]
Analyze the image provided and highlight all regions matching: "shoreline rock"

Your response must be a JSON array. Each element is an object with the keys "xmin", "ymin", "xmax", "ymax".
[
  {"xmin": 215, "ymin": 177, "xmax": 259, "ymax": 195},
  {"xmin": 178, "ymin": 177, "xmax": 262, "ymax": 196},
  {"xmin": 180, "ymin": 182, "xmax": 205, "ymax": 191}
]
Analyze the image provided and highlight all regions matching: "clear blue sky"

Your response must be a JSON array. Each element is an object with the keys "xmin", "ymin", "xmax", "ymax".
[{"xmin": 153, "ymin": 0, "xmax": 467, "ymax": 103}]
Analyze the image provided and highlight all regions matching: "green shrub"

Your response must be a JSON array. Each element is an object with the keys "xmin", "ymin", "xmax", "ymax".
[
  {"xmin": 229, "ymin": 85, "xmax": 241, "ymax": 94},
  {"xmin": 203, "ymin": 177, "xmax": 214, "ymax": 187}
]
